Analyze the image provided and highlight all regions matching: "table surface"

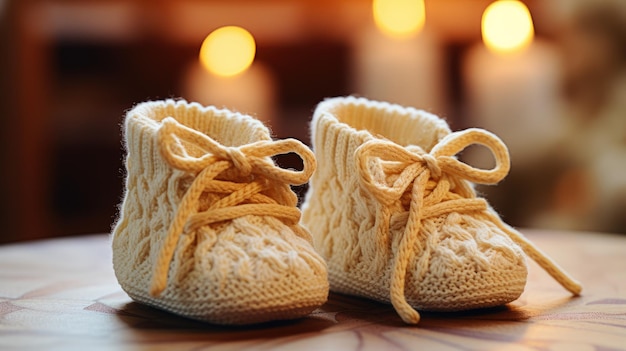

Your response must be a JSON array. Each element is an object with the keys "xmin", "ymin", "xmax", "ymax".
[{"xmin": 1, "ymin": 229, "xmax": 625, "ymax": 351}]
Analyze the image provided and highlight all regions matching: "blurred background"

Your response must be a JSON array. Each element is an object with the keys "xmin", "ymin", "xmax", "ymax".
[{"xmin": 1, "ymin": 0, "xmax": 625, "ymax": 243}]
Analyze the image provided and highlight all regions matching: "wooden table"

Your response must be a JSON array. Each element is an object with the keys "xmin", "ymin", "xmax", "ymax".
[{"xmin": 1, "ymin": 229, "xmax": 625, "ymax": 350}]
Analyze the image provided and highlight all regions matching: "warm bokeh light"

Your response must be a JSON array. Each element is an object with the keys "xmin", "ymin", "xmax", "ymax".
[
  {"xmin": 482, "ymin": 0, "xmax": 534, "ymax": 54},
  {"xmin": 199, "ymin": 26, "xmax": 256, "ymax": 77},
  {"xmin": 373, "ymin": 0, "xmax": 425, "ymax": 39}
]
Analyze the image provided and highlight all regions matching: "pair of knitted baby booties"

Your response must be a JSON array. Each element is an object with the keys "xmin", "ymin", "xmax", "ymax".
[{"xmin": 111, "ymin": 97, "xmax": 581, "ymax": 325}]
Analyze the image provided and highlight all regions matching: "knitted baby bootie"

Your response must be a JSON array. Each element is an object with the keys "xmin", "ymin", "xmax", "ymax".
[
  {"xmin": 112, "ymin": 100, "xmax": 328, "ymax": 325},
  {"xmin": 301, "ymin": 97, "xmax": 582, "ymax": 324}
]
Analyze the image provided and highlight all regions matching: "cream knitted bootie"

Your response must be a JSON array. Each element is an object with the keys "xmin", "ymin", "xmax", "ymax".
[
  {"xmin": 112, "ymin": 100, "xmax": 328, "ymax": 325},
  {"xmin": 301, "ymin": 97, "xmax": 582, "ymax": 324}
]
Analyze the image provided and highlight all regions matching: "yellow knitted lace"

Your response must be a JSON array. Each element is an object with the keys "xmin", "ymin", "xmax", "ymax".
[
  {"xmin": 356, "ymin": 128, "xmax": 583, "ymax": 324},
  {"xmin": 149, "ymin": 117, "xmax": 316, "ymax": 296}
]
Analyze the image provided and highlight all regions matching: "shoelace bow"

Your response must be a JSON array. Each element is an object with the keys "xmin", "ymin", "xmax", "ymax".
[
  {"xmin": 149, "ymin": 117, "xmax": 316, "ymax": 296},
  {"xmin": 356, "ymin": 128, "xmax": 583, "ymax": 324}
]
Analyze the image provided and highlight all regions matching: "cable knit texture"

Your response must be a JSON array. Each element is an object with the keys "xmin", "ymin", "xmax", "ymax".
[
  {"xmin": 112, "ymin": 100, "xmax": 328, "ymax": 325},
  {"xmin": 301, "ymin": 97, "xmax": 582, "ymax": 324}
]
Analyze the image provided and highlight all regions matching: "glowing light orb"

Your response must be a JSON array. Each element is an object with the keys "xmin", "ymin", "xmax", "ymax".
[
  {"xmin": 482, "ymin": 0, "xmax": 534, "ymax": 54},
  {"xmin": 199, "ymin": 26, "xmax": 256, "ymax": 77},
  {"xmin": 373, "ymin": 0, "xmax": 425, "ymax": 39}
]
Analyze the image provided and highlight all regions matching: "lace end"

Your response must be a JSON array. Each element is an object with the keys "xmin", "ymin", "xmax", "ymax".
[
  {"xmin": 568, "ymin": 280, "xmax": 583, "ymax": 296},
  {"xmin": 390, "ymin": 291, "xmax": 421, "ymax": 324},
  {"xmin": 395, "ymin": 302, "xmax": 421, "ymax": 325},
  {"xmin": 557, "ymin": 273, "xmax": 583, "ymax": 296},
  {"xmin": 491, "ymin": 215, "xmax": 584, "ymax": 297}
]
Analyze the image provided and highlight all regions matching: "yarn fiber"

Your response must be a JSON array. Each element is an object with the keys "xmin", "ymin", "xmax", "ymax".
[
  {"xmin": 112, "ymin": 100, "xmax": 328, "ymax": 325},
  {"xmin": 301, "ymin": 97, "xmax": 582, "ymax": 324}
]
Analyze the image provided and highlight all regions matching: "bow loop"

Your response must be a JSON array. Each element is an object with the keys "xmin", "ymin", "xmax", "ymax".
[
  {"xmin": 158, "ymin": 117, "xmax": 315, "ymax": 186},
  {"xmin": 239, "ymin": 139, "xmax": 317, "ymax": 186},
  {"xmin": 431, "ymin": 128, "xmax": 510, "ymax": 185},
  {"xmin": 356, "ymin": 128, "xmax": 511, "ymax": 205}
]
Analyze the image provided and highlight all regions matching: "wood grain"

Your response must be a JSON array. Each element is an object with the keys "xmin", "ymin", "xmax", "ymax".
[{"xmin": 0, "ymin": 229, "xmax": 624, "ymax": 351}]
